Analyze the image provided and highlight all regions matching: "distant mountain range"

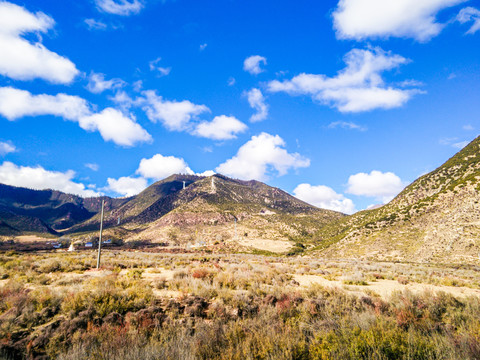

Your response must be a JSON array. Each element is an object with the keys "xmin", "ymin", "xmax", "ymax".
[
  {"xmin": 0, "ymin": 174, "xmax": 343, "ymax": 247},
  {"xmin": 0, "ymin": 184, "xmax": 128, "ymax": 235},
  {"xmin": 2, "ymin": 136, "xmax": 480, "ymax": 264}
]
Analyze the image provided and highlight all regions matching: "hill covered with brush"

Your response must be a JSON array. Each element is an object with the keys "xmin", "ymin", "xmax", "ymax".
[{"xmin": 316, "ymin": 135, "xmax": 480, "ymax": 263}]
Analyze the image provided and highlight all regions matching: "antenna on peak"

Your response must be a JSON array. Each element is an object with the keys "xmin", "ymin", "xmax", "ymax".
[{"xmin": 183, "ymin": 181, "xmax": 186, "ymax": 190}]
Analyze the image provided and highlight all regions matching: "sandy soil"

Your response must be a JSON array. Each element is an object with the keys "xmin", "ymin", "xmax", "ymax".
[
  {"xmin": 237, "ymin": 238, "xmax": 293, "ymax": 253},
  {"xmin": 293, "ymin": 274, "xmax": 480, "ymax": 299}
]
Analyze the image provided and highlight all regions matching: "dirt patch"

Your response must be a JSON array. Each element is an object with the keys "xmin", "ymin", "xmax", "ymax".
[
  {"xmin": 14, "ymin": 235, "xmax": 54, "ymax": 243},
  {"xmin": 237, "ymin": 238, "xmax": 293, "ymax": 253},
  {"xmin": 142, "ymin": 268, "xmax": 181, "ymax": 298},
  {"xmin": 293, "ymin": 274, "xmax": 480, "ymax": 299},
  {"xmin": 141, "ymin": 268, "xmax": 176, "ymax": 281}
]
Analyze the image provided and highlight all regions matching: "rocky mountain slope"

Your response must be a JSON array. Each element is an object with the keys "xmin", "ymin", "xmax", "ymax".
[
  {"xmin": 316, "ymin": 135, "xmax": 480, "ymax": 264},
  {"xmin": 70, "ymin": 174, "xmax": 345, "ymax": 248}
]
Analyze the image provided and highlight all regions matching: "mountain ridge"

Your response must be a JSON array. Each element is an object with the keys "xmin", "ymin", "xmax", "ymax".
[{"xmin": 0, "ymin": 174, "xmax": 345, "ymax": 248}]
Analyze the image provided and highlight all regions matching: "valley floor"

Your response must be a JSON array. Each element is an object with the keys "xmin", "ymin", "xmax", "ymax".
[{"xmin": 1, "ymin": 250, "xmax": 480, "ymax": 359}]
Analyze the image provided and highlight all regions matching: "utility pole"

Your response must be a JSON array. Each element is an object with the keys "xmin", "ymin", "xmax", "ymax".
[
  {"xmin": 96, "ymin": 199, "xmax": 105, "ymax": 269},
  {"xmin": 183, "ymin": 181, "xmax": 186, "ymax": 190}
]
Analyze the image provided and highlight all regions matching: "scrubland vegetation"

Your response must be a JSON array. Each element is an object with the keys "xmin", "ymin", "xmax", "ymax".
[{"xmin": 1, "ymin": 250, "xmax": 480, "ymax": 359}]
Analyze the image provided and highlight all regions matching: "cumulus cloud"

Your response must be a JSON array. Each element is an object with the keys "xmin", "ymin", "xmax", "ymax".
[
  {"xmin": 346, "ymin": 170, "xmax": 406, "ymax": 203},
  {"xmin": 245, "ymin": 88, "xmax": 269, "ymax": 122},
  {"xmin": 84, "ymin": 18, "xmax": 108, "ymax": 30},
  {"xmin": 333, "ymin": 0, "xmax": 466, "ymax": 41},
  {"xmin": 0, "ymin": 161, "xmax": 99, "ymax": 197},
  {"xmin": 136, "ymin": 154, "xmax": 193, "ymax": 180},
  {"xmin": 268, "ymin": 47, "xmax": 419, "ymax": 113},
  {"xmin": 457, "ymin": 7, "xmax": 480, "ymax": 34},
  {"xmin": 0, "ymin": 2, "xmax": 79, "ymax": 83},
  {"xmin": 0, "ymin": 87, "xmax": 90, "ymax": 121},
  {"xmin": 199, "ymin": 43, "xmax": 208, "ymax": 51},
  {"xmin": 216, "ymin": 133, "xmax": 310, "ymax": 181},
  {"xmin": 243, "ymin": 55, "xmax": 267, "ymax": 75},
  {"xmin": 78, "ymin": 108, "xmax": 152, "ymax": 147},
  {"xmin": 328, "ymin": 121, "xmax": 367, "ymax": 131},
  {"xmin": 86, "ymin": 72, "xmax": 125, "ymax": 93},
  {"xmin": 0, "ymin": 87, "xmax": 151, "ymax": 147},
  {"xmin": 293, "ymin": 183, "xmax": 356, "ymax": 214},
  {"xmin": 139, "ymin": 90, "xmax": 210, "ymax": 131},
  {"xmin": 193, "ymin": 115, "xmax": 247, "ymax": 140},
  {"xmin": 0, "ymin": 141, "xmax": 16, "ymax": 156},
  {"xmin": 95, "ymin": 0, "xmax": 144, "ymax": 16},
  {"xmin": 105, "ymin": 176, "xmax": 147, "ymax": 197}
]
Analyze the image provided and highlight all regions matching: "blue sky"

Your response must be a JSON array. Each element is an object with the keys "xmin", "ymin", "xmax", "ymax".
[{"xmin": 0, "ymin": 0, "xmax": 479, "ymax": 213}]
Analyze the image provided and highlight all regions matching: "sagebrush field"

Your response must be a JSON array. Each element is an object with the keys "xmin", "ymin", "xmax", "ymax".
[{"xmin": 1, "ymin": 249, "xmax": 480, "ymax": 359}]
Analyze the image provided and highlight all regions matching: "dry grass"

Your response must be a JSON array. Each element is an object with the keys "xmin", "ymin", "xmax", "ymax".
[{"xmin": 1, "ymin": 250, "xmax": 480, "ymax": 359}]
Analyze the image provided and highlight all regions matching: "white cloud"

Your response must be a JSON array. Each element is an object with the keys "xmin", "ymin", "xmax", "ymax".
[
  {"xmin": 216, "ymin": 132, "xmax": 310, "ymax": 181},
  {"xmin": 293, "ymin": 183, "xmax": 356, "ymax": 214},
  {"xmin": 86, "ymin": 72, "xmax": 125, "ymax": 93},
  {"xmin": 0, "ymin": 87, "xmax": 90, "ymax": 121},
  {"xmin": 0, "ymin": 2, "xmax": 79, "ymax": 83},
  {"xmin": 193, "ymin": 115, "xmax": 247, "ymax": 140},
  {"xmin": 133, "ymin": 80, "xmax": 143, "ymax": 92},
  {"xmin": 84, "ymin": 18, "xmax": 108, "ymax": 30},
  {"xmin": 452, "ymin": 140, "xmax": 469, "ymax": 149},
  {"xmin": 398, "ymin": 79, "xmax": 425, "ymax": 87},
  {"xmin": 268, "ymin": 47, "xmax": 419, "ymax": 113},
  {"xmin": 0, "ymin": 87, "xmax": 151, "ymax": 147},
  {"xmin": 0, "ymin": 161, "xmax": 99, "ymax": 197},
  {"xmin": 346, "ymin": 170, "xmax": 406, "ymax": 203},
  {"xmin": 198, "ymin": 170, "xmax": 216, "ymax": 177},
  {"xmin": 245, "ymin": 88, "xmax": 269, "ymax": 122},
  {"xmin": 85, "ymin": 163, "xmax": 99, "ymax": 171},
  {"xmin": 440, "ymin": 136, "xmax": 471, "ymax": 149},
  {"xmin": 155, "ymin": 67, "xmax": 171, "ymax": 76},
  {"xmin": 78, "ymin": 108, "xmax": 152, "ymax": 147},
  {"xmin": 95, "ymin": 0, "xmax": 144, "ymax": 16},
  {"xmin": 333, "ymin": 0, "xmax": 466, "ymax": 41},
  {"xmin": 105, "ymin": 176, "xmax": 147, "ymax": 196},
  {"xmin": 136, "ymin": 153, "xmax": 194, "ymax": 180},
  {"xmin": 457, "ymin": 7, "xmax": 480, "ymax": 34},
  {"xmin": 199, "ymin": 43, "xmax": 208, "ymax": 51},
  {"xmin": 0, "ymin": 141, "xmax": 15, "ymax": 156},
  {"xmin": 463, "ymin": 124, "xmax": 474, "ymax": 131},
  {"xmin": 243, "ymin": 55, "xmax": 267, "ymax": 75},
  {"xmin": 139, "ymin": 90, "xmax": 210, "ymax": 131},
  {"xmin": 149, "ymin": 57, "xmax": 171, "ymax": 77},
  {"xmin": 328, "ymin": 121, "xmax": 367, "ymax": 131},
  {"xmin": 109, "ymin": 90, "xmax": 134, "ymax": 110},
  {"xmin": 227, "ymin": 77, "xmax": 236, "ymax": 86}
]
